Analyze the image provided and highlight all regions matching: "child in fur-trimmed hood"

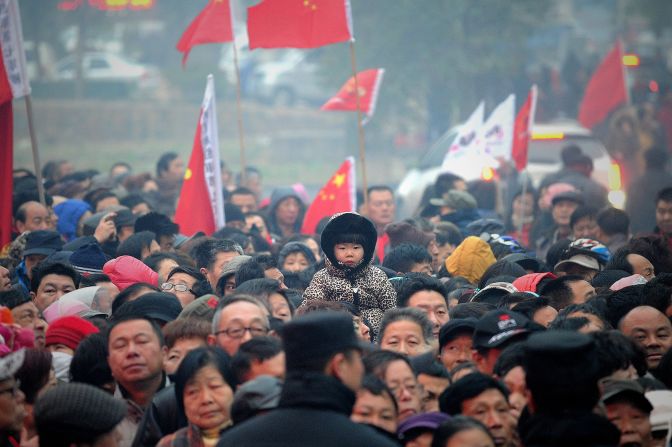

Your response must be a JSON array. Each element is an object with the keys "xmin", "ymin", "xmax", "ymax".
[{"xmin": 301, "ymin": 212, "xmax": 396, "ymax": 336}]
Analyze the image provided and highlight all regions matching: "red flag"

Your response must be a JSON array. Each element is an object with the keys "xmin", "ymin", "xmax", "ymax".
[
  {"xmin": 247, "ymin": 0, "xmax": 353, "ymax": 49},
  {"xmin": 301, "ymin": 157, "xmax": 356, "ymax": 234},
  {"xmin": 174, "ymin": 75, "xmax": 225, "ymax": 236},
  {"xmin": 0, "ymin": 102, "xmax": 12, "ymax": 247},
  {"xmin": 578, "ymin": 41, "xmax": 628, "ymax": 129},
  {"xmin": 176, "ymin": 0, "xmax": 234, "ymax": 66},
  {"xmin": 511, "ymin": 85, "xmax": 537, "ymax": 171},
  {"xmin": 321, "ymin": 69, "xmax": 384, "ymax": 123},
  {"xmin": 1, "ymin": 0, "xmax": 30, "ymax": 247}
]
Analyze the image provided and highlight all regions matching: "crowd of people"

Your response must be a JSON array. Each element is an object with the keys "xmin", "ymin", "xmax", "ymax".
[{"xmin": 2, "ymin": 131, "xmax": 672, "ymax": 447}]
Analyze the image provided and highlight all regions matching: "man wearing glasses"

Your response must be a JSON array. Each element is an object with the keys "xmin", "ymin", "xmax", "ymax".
[
  {"xmin": 209, "ymin": 295, "xmax": 270, "ymax": 356},
  {"xmin": 160, "ymin": 266, "xmax": 206, "ymax": 307},
  {"xmin": 132, "ymin": 296, "xmax": 271, "ymax": 446},
  {"xmin": 0, "ymin": 350, "xmax": 26, "ymax": 446}
]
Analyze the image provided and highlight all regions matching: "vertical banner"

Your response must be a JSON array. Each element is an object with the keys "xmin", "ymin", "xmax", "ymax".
[{"xmin": 174, "ymin": 75, "xmax": 224, "ymax": 235}]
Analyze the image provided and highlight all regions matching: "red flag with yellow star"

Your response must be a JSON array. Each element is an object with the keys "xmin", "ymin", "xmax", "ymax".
[
  {"xmin": 301, "ymin": 157, "xmax": 356, "ymax": 234},
  {"xmin": 174, "ymin": 75, "xmax": 225, "ymax": 236},
  {"xmin": 176, "ymin": 0, "xmax": 234, "ymax": 66},
  {"xmin": 321, "ymin": 69, "xmax": 384, "ymax": 124},
  {"xmin": 247, "ymin": 0, "xmax": 353, "ymax": 49}
]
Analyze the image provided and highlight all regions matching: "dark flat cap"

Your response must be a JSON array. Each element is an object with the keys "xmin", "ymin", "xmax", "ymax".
[
  {"xmin": 601, "ymin": 379, "xmax": 653, "ymax": 413},
  {"xmin": 439, "ymin": 318, "xmax": 477, "ymax": 351},
  {"xmin": 34, "ymin": 383, "xmax": 126, "ymax": 443},
  {"xmin": 551, "ymin": 190, "xmax": 584, "ymax": 207},
  {"xmin": 23, "ymin": 230, "xmax": 63, "ymax": 257},
  {"xmin": 231, "ymin": 375, "xmax": 282, "ymax": 424},
  {"xmin": 113, "ymin": 292, "xmax": 182, "ymax": 324}
]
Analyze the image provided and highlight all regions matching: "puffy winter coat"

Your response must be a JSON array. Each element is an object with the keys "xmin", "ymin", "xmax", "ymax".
[{"xmin": 301, "ymin": 213, "xmax": 396, "ymax": 333}]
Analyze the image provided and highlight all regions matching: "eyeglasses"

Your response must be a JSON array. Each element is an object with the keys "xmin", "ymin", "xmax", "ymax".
[
  {"xmin": 215, "ymin": 325, "xmax": 269, "ymax": 339},
  {"xmin": 0, "ymin": 380, "xmax": 21, "ymax": 398},
  {"xmin": 161, "ymin": 283, "xmax": 194, "ymax": 294},
  {"xmin": 388, "ymin": 381, "xmax": 420, "ymax": 396}
]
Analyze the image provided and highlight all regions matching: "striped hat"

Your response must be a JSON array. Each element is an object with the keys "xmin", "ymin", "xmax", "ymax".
[{"xmin": 69, "ymin": 243, "xmax": 108, "ymax": 276}]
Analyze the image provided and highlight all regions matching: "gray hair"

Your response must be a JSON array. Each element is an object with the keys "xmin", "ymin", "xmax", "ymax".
[
  {"xmin": 211, "ymin": 294, "xmax": 270, "ymax": 334},
  {"xmin": 378, "ymin": 307, "xmax": 434, "ymax": 345}
]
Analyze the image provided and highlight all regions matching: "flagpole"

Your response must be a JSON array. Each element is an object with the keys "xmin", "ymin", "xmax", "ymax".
[
  {"xmin": 516, "ymin": 170, "xmax": 528, "ymax": 239},
  {"xmin": 619, "ymin": 39, "xmax": 631, "ymax": 106},
  {"xmin": 232, "ymin": 41, "xmax": 248, "ymax": 185},
  {"xmin": 348, "ymin": 41, "xmax": 368, "ymax": 211},
  {"xmin": 24, "ymin": 95, "xmax": 46, "ymax": 206},
  {"xmin": 516, "ymin": 85, "xmax": 537, "ymax": 245}
]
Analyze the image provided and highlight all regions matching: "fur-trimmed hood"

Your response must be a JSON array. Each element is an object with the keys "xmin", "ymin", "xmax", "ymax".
[{"xmin": 320, "ymin": 212, "xmax": 377, "ymax": 274}]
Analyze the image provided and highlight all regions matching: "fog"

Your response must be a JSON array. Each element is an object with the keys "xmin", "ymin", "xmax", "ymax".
[{"xmin": 12, "ymin": 0, "xmax": 672, "ymax": 199}]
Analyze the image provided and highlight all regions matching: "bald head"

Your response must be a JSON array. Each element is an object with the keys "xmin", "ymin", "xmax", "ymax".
[
  {"xmin": 15, "ymin": 201, "xmax": 50, "ymax": 233},
  {"xmin": 619, "ymin": 305, "xmax": 672, "ymax": 370}
]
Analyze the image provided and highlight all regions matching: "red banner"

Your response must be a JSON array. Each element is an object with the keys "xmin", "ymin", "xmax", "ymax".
[
  {"xmin": 247, "ymin": 0, "xmax": 352, "ymax": 49},
  {"xmin": 177, "ymin": 0, "xmax": 234, "ymax": 66},
  {"xmin": 301, "ymin": 157, "xmax": 356, "ymax": 235},
  {"xmin": 578, "ymin": 41, "xmax": 627, "ymax": 129}
]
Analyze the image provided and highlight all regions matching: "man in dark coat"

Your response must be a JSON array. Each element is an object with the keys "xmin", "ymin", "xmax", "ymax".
[
  {"xmin": 539, "ymin": 145, "xmax": 608, "ymax": 209},
  {"xmin": 626, "ymin": 149, "xmax": 672, "ymax": 235},
  {"xmin": 217, "ymin": 312, "xmax": 398, "ymax": 447},
  {"xmin": 518, "ymin": 331, "xmax": 620, "ymax": 447}
]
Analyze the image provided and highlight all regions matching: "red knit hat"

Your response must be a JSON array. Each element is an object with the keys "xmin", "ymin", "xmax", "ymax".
[{"xmin": 45, "ymin": 316, "xmax": 99, "ymax": 351}]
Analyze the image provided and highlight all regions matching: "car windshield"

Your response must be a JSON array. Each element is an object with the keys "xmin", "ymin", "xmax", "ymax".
[
  {"xmin": 417, "ymin": 130, "xmax": 457, "ymax": 169},
  {"xmin": 528, "ymin": 136, "xmax": 607, "ymax": 163}
]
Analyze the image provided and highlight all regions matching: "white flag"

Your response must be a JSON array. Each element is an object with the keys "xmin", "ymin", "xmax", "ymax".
[
  {"xmin": 442, "ymin": 101, "xmax": 484, "ymax": 168},
  {"xmin": 201, "ymin": 75, "xmax": 225, "ymax": 229},
  {"xmin": 0, "ymin": 0, "xmax": 30, "ymax": 102},
  {"xmin": 480, "ymin": 94, "xmax": 515, "ymax": 160}
]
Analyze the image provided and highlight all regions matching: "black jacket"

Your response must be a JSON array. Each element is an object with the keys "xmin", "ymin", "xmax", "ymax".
[
  {"xmin": 217, "ymin": 372, "xmax": 399, "ymax": 447},
  {"xmin": 518, "ymin": 408, "xmax": 620, "ymax": 447},
  {"xmin": 131, "ymin": 385, "xmax": 187, "ymax": 447},
  {"xmin": 626, "ymin": 169, "xmax": 672, "ymax": 235}
]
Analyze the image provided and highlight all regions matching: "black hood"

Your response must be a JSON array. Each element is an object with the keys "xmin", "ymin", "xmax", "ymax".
[
  {"xmin": 320, "ymin": 212, "xmax": 377, "ymax": 270},
  {"xmin": 518, "ymin": 408, "xmax": 620, "ymax": 447}
]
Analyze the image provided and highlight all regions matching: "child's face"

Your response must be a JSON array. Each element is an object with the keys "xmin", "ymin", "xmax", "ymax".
[
  {"xmin": 282, "ymin": 252, "xmax": 310, "ymax": 272},
  {"xmin": 334, "ymin": 242, "xmax": 365, "ymax": 267}
]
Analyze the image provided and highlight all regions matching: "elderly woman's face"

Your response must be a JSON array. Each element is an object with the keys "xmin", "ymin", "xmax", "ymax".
[{"xmin": 183, "ymin": 365, "xmax": 234, "ymax": 430}]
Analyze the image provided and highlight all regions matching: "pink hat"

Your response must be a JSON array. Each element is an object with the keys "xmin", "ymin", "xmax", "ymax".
[
  {"xmin": 103, "ymin": 255, "xmax": 159, "ymax": 291},
  {"xmin": 540, "ymin": 183, "xmax": 576, "ymax": 210},
  {"xmin": 610, "ymin": 274, "xmax": 648, "ymax": 291}
]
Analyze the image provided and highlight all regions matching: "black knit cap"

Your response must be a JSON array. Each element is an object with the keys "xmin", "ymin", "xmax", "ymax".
[
  {"xmin": 281, "ymin": 312, "xmax": 362, "ymax": 370},
  {"xmin": 69, "ymin": 243, "xmax": 108, "ymax": 276},
  {"xmin": 34, "ymin": 382, "xmax": 126, "ymax": 444}
]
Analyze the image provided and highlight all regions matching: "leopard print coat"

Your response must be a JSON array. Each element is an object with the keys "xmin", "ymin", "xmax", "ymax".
[{"xmin": 301, "ymin": 257, "xmax": 397, "ymax": 334}]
